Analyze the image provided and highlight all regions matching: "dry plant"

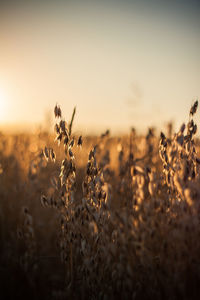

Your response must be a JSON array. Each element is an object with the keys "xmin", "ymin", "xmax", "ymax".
[{"xmin": 0, "ymin": 100, "xmax": 200, "ymax": 300}]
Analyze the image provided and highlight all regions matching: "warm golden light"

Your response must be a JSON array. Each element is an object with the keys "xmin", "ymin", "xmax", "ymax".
[{"xmin": 0, "ymin": 87, "xmax": 8, "ymax": 122}]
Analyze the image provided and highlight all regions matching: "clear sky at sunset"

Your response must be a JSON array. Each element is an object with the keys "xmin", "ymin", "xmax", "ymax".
[{"xmin": 0, "ymin": 0, "xmax": 199, "ymax": 134}]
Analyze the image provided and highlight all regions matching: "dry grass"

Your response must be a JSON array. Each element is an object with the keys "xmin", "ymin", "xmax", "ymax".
[{"xmin": 1, "ymin": 101, "xmax": 200, "ymax": 299}]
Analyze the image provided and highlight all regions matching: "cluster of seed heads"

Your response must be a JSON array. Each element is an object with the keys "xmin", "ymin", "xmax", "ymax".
[
  {"xmin": 158, "ymin": 100, "xmax": 199, "ymax": 206},
  {"xmin": 17, "ymin": 207, "xmax": 36, "ymax": 272},
  {"xmin": 54, "ymin": 104, "xmax": 62, "ymax": 118},
  {"xmin": 12, "ymin": 99, "xmax": 200, "ymax": 299},
  {"xmin": 42, "ymin": 105, "xmax": 81, "ymax": 208},
  {"xmin": 43, "ymin": 146, "xmax": 56, "ymax": 162}
]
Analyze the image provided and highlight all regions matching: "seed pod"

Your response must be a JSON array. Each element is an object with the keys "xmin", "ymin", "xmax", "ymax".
[
  {"xmin": 54, "ymin": 104, "xmax": 62, "ymax": 118},
  {"xmin": 64, "ymin": 135, "xmax": 69, "ymax": 147},
  {"xmin": 56, "ymin": 133, "xmax": 62, "ymax": 145},
  {"xmin": 176, "ymin": 135, "xmax": 184, "ymax": 146},
  {"xmin": 89, "ymin": 150, "xmax": 94, "ymax": 160},
  {"xmin": 41, "ymin": 195, "xmax": 48, "ymax": 207},
  {"xmin": 54, "ymin": 123, "xmax": 60, "ymax": 134},
  {"xmin": 93, "ymin": 168, "xmax": 98, "ymax": 176},
  {"xmin": 57, "ymin": 106, "xmax": 62, "ymax": 118},
  {"xmin": 54, "ymin": 105, "xmax": 58, "ymax": 117},
  {"xmin": 69, "ymin": 148, "xmax": 74, "ymax": 159},
  {"xmin": 50, "ymin": 148, "xmax": 56, "ymax": 162},
  {"xmin": 59, "ymin": 120, "xmax": 66, "ymax": 132},
  {"xmin": 193, "ymin": 124, "xmax": 197, "ymax": 135},
  {"xmin": 43, "ymin": 146, "xmax": 49, "ymax": 161},
  {"xmin": 87, "ymin": 167, "xmax": 91, "ymax": 176},
  {"xmin": 160, "ymin": 132, "xmax": 166, "ymax": 140},
  {"xmin": 77, "ymin": 135, "xmax": 83, "ymax": 147},
  {"xmin": 69, "ymin": 138, "xmax": 74, "ymax": 148},
  {"xmin": 180, "ymin": 123, "xmax": 185, "ymax": 133},
  {"xmin": 190, "ymin": 100, "xmax": 198, "ymax": 116}
]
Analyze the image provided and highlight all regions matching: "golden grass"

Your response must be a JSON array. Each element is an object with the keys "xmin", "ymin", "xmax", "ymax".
[{"xmin": 1, "ymin": 101, "xmax": 200, "ymax": 299}]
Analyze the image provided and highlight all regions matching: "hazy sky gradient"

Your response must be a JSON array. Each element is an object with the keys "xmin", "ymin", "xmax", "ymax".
[{"xmin": 0, "ymin": 0, "xmax": 199, "ymax": 133}]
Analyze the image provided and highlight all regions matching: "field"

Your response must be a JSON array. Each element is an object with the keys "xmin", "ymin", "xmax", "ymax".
[{"xmin": 1, "ymin": 102, "xmax": 200, "ymax": 300}]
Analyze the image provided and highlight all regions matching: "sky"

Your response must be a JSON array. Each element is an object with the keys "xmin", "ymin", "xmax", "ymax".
[{"xmin": 0, "ymin": 0, "xmax": 199, "ymax": 134}]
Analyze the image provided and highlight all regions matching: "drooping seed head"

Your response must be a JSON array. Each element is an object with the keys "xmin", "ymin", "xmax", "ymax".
[
  {"xmin": 43, "ymin": 146, "xmax": 49, "ymax": 161},
  {"xmin": 59, "ymin": 120, "xmax": 66, "ymax": 132},
  {"xmin": 54, "ymin": 104, "xmax": 62, "ymax": 118},
  {"xmin": 190, "ymin": 100, "xmax": 198, "ymax": 116},
  {"xmin": 54, "ymin": 123, "xmax": 60, "ymax": 134},
  {"xmin": 77, "ymin": 135, "xmax": 83, "ymax": 147}
]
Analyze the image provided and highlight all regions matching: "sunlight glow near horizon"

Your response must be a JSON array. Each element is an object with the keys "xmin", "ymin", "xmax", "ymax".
[
  {"xmin": 0, "ymin": 85, "xmax": 9, "ymax": 122},
  {"xmin": 0, "ymin": 0, "xmax": 199, "ymax": 134}
]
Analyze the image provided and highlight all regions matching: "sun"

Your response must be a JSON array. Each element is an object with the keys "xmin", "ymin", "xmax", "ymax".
[{"xmin": 0, "ymin": 87, "xmax": 8, "ymax": 122}]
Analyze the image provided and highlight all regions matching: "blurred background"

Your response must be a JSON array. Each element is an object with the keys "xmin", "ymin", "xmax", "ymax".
[{"xmin": 0, "ymin": 0, "xmax": 199, "ymax": 134}]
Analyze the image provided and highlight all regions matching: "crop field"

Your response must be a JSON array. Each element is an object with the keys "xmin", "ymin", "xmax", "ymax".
[{"xmin": 1, "ymin": 102, "xmax": 200, "ymax": 299}]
